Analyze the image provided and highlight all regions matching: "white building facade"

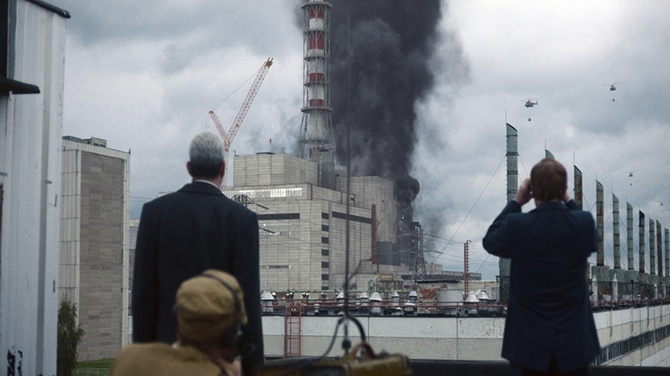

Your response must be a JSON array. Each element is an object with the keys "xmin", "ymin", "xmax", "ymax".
[
  {"xmin": 0, "ymin": 1, "xmax": 69, "ymax": 374},
  {"xmin": 225, "ymin": 153, "xmax": 439, "ymax": 293}
]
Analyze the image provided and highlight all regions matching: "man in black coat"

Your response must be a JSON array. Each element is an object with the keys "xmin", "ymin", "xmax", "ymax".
[
  {"xmin": 483, "ymin": 158, "xmax": 600, "ymax": 376},
  {"xmin": 132, "ymin": 132, "xmax": 263, "ymax": 376}
]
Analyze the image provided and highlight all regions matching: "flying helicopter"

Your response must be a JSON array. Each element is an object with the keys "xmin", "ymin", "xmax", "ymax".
[
  {"xmin": 607, "ymin": 82, "xmax": 623, "ymax": 101},
  {"xmin": 524, "ymin": 99, "xmax": 538, "ymax": 108},
  {"xmin": 521, "ymin": 98, "xmax": 540, "ymax": 121}
]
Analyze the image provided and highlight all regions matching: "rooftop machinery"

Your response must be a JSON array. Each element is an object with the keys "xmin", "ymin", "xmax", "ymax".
[{"xmin": 209, "ymin": 57, "xmax": 273, "ymax": 185}]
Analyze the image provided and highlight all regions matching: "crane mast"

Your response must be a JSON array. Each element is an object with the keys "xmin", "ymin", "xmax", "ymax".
[{"xmin": 209, "ymin": 57, "xmax": 273, "ymax": 186}]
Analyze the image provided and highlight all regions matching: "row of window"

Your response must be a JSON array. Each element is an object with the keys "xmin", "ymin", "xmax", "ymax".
[
  {"xmin": 258, "ymin": 213, "xmax": 300, "ymax": 221},
  {"xmin": 224, "ymin": 187, "xmax": 303, "ymax": 199},
  {"xmin": 321, "ymin": 213, "xmax": 330, "ymax": 285}
]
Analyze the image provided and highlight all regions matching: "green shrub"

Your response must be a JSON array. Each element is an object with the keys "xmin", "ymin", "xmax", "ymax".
[{"xmin": 58, "ymin": 298, "xmax": 85, "ymax": 376}]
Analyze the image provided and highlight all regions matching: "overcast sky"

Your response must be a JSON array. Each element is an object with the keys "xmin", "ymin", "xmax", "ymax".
[{"xmin": 51, "ymin": 1, "xmax": 670, "ymax": 280}]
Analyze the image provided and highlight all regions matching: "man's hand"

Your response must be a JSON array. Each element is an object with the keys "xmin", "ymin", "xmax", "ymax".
[
  {"xmin": 218, "ymin": 356, "xmax": 242, "ymax": 376},
  {"xmin": 515, "ymin": 178, "xmax": 532, "ymax": 205}
]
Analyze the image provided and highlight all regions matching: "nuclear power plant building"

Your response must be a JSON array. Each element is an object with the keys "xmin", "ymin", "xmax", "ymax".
[{"xmin": 223, "ymin": 153, "xmax": 440, "ymax": 293}]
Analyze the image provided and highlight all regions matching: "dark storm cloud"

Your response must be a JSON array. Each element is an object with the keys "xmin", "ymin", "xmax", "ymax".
[{"xmin": 53, "ymin": 0, "xmax": 297, "ymax": 59}]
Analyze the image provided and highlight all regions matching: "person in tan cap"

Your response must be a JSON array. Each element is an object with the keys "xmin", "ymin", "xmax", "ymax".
[{"xmin": 110, "ymin": 270, "xmax": 247, "ymax": 376}]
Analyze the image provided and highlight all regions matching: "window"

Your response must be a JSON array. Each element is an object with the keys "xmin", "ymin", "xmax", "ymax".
[{"xmin": 0, "ymin": 2, "xmax": 40, "ymax": 94}]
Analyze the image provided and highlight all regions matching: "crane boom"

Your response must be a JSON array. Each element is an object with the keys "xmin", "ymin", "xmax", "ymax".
[
  {"xmin": 228, "ymin": 57, "xmax": 273, "ymax": 146},
  {"xmin": 208, "ymin": 110, "xmax": 227, "ymax": 143},
  {"xmin": 209, "ymin": 57, "xmax": 273, "ymax": 185}
]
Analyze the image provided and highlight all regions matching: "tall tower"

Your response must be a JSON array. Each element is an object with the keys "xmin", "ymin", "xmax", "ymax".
[
  {"xmin": 298, "ymin": 0, "xmax": 336, "ymax": 188},
  {"xmin": 499, "ymin": 123, "xmax": 518, "ymax": 303}
]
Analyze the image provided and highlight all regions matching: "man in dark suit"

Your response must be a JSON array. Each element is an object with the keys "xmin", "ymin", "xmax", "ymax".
[
  {"xmin": 132, "ymin": 132, "xmax": 263, "ymax": 376},
  {"xmin": 483, "ymin": 158, "xmax": 600, "ymax": 376}
]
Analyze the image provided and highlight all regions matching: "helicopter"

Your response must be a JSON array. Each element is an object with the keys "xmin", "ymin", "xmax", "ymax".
[
  {"xmin": 524, "ymin": 99, "xmax": 538, "ymax": 108},
  {"xmin": 608, "ymin": 82, "xmax": 623, "ymax": 101},
  {"xmin": 521, "ymin": 98, "xmax": 540, "ymax": 121}
]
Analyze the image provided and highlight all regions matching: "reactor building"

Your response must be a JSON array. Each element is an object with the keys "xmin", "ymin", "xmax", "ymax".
[{"xmin": 221, "ymin": 0, "xmax": 443, "ymax": 294}]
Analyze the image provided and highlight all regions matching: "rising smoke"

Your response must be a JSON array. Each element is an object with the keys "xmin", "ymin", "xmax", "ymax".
[
  {"xmin": 295, "ymin": 0, "xmax": 469, "ymax": 256},
  {"xmin": 328, "ymin": 1, "xmax": 442, "ymax": 217}
]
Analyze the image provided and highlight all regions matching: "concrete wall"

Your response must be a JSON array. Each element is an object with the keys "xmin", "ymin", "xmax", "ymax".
[
  {"xmin": 595, "ymin": 304, "xmax": 670, "ymax": 367},
  {"xmin": 262, "ymin": 303, "xmax": 670, "ymax": 367},
  {"xmin": 59, "ymin": 140, "xmax": 131, "ymax": 360},
  {"xmin": 234, "ymin": 153, "xmax": 318, "ymax": 187},
  {"xmin": 227, "ymin": 154, "xmax": 418, "ymax": 292},
  {"xmin": 263, "ymin": 315, "xmax": 505, "ymax": 361}
]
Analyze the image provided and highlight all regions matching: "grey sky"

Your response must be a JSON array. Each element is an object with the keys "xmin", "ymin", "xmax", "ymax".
[{"xmin": 51, "ymin": 0, "xmax": 670, "ymax": 279}]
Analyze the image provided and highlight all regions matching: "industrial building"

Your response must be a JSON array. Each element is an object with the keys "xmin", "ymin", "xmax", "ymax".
[
  {"xmin": 59, "ymin": 136, "xmax": 131, "ymax": 360},
  {"xmin": 206, "ymin": 0, "xmax": 445, "ymax": 294},
  {"xmin": 224, "ymin": 153, "xmax": 443, "ymax": 293},
  {"xmin": 258, "ymin": 122, "xmax": 670, "ymax": 368}
]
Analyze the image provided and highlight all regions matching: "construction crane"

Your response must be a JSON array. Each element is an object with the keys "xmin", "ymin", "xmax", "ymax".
[{"xmin": 209, "ymin": 57, "xmax": 273, "ymax": 185}]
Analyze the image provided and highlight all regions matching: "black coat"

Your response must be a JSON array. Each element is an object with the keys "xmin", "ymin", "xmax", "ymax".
[
  {"xmin": 132, "ymin": 181, "xmax": 263, "ymax": 374},
  {"xmin": 483, "ymin": 200, "xmax": 600, "ymax": 373}
]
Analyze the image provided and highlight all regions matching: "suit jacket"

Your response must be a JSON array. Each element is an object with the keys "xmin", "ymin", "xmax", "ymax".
[
  {"xmin": 483, "ymin": 200, "xmax": 600, "ymax": 373},
  {"xmin": 132, "ymin": 181, "xmax": 263, "ymax": 375}
]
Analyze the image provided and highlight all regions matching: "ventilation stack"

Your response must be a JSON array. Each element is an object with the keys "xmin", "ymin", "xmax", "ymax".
[
  {"xmin": 613, "ymin": 194, "xmax": 621, "ymax": 269},
  {"xmin": 650, "ymin": 218, "xmax": 656, "ymax": 276},
  {"xmin": 638, "ymin": 211, "xmax": 649, "ymax": 296},
  {"xmin": 649, "ymin": 218, "xmax": 659, "ymax": 297},
  {"xmin": 656, "ymin": 221, "xmax": 663, "ymax": 277},
  {"xmin": 627, "ymin": 203, "xmax": 634, "ymax": 271},
  {"xmin": 639, "ymin": 211, "xmax": 646, "ymax": 273},
  {"xmin": 499, "ymin": 123, "xmax": 518, "ymax": 304},
  {"xmin": 664, "ymin": 228, "xmax": 670, "ymax": 296},
  {"xmin": 298, "ymin": 0, "xmax": 336, "ymax": 189},
  {"xmin": 625, "ymin": 203, "xmax": 638, "ymax": 298},
  {"xmin": 610, "ymin": 194, "xmax": 627, "ymax": 299},
  {"xmin": 592, "ymin": 180, "xmax": 610, "ymax": 299},
  {"xmin": 574, "ymin": 166, "xmax": 583, "ymax": 209},
  {"xmin": 575, "ymin": 166, "xmax": 588, "ymax": 281},
  {"xmin": 596, "ymin": 181, "xmax": 604, "ymax": 267}
]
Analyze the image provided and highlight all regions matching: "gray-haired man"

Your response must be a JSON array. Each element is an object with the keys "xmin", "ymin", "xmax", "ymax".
[{"xmin": 132, "ymin": 132, "xmax": 263, "ymax": 375}]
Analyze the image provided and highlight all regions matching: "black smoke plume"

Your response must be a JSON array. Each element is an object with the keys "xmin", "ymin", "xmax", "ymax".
[
  {"xmin": 328, "ymin": 1, "xmax": 442, "ymax": 219},
  {"xmin": 330, "ymin": 2, "xmax": 441, "ymax": 199}
]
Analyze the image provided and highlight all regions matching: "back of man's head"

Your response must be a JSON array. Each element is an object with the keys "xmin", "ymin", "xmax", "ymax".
[
  {"xmin": 530, "ymin": 158, "xmax": 567, "ymax": 202},
  {"xmin": 188, "ymin": 132, "xmax": 225, "ymax": 179},
  {"xmin": 176, "ymin": 270, "xmax": 248, "ymax": 347}
]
